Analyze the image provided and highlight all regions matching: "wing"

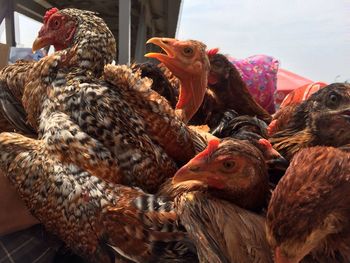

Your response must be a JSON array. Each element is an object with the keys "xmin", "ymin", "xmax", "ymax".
[
  {"xmin": 0, "ymin": 132, "xmax": 198, "ymax": 263},
  {"xmin": 103, "ymin": 64, "xmax": 197, "ymax": 164},
  {"xmin": 0, "ymin": 81, "xmax": 36, "ymax": 135},
  {"xmin": 177, "ymin": 192, "xmax": 273, "ymax": 263}
]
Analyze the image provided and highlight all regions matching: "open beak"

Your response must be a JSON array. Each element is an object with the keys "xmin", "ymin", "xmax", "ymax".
[
  {"xmin": 341, "ymin": 108, "xmax": 350, "ymax": 121},
  {"xmin": 145, "ymin": 37, "xmax": 186, "ymax": 79},
  {"xmin": 145, "ymin": 37, "xmax": 176, "ymax": 63}
]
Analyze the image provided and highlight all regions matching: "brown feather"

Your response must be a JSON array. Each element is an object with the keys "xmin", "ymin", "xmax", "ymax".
[{"xmin": 267, "ymin": 146, "xmax": 350, "ymax": 262}]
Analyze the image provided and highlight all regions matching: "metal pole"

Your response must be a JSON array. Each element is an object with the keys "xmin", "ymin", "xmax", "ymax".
[
  {"xmin": 118, "ymin": 0, "xmax": 131, "ymax": 65},
  {"xmin": 5, "ymin": 0, "xmax": 15, "ymax": 46},
  {"xmin": 135, "ymin": 2, "xmax": 146, "ymax": 62}
]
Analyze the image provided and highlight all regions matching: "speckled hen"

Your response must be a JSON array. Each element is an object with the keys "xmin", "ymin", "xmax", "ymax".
[{"xmin": 23, "ymin": 8, "xmax": 209, "ymax": 193}]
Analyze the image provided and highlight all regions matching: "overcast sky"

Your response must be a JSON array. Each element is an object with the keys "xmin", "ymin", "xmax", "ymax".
[
  {"xmin": 1, "ymin": 1, "xmax": 349, "ymax": 83},
  {"xmin": 177, "ymin": 0, "xmax": 350, "ymax": 83}
]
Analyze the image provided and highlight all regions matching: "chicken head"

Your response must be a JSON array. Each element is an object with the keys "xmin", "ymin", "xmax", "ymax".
[
  {"xmin": 32, "ymin": 8, "xmax": 76, "ymax": 52},
  {"xmin": 145, "ymin": 37, "xmax": 210, "ymax": 123},
  {"xmin": 172, "ymin": 138, "xmax": 269, "ymax": 211},
  {"xmin": 270, "ymin": 83, "xmax": 350, "ymax": 160},
  {"xmin": 32, "ymin": 8, "xmax": 116, "ymax": 76}
]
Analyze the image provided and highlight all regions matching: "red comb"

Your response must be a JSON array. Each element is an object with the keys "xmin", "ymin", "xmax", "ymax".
[
  {"xmin": 259, "ymin": 138, "xmax": 272, "ymax": 149},
  {"xmin": 206, "ymin": 48, "xmax": 219, "ymax": 57},
  {"xmin": 193, "ymin": 138, "xmax": 220, "ymax": 161},
  {"xmin": 44, "ymin": 7, "xmax": 59, "ymax": 23}
]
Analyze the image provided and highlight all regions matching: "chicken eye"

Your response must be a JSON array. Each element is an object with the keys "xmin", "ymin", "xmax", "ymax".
[
  {"xmin": 50, "ymin": 18, "xmax": 61, "ymax": 29},
  {"xmin": 212, "ymin": 60, "xmax": 223, "ymax": 68},
  {"xmin": 183, "ymin": 47, "xmax": 194, "ymax": 56},
  {"xmin": 327, "ymin": 93, "xmax": 340, "ymax": 107},
  {"xmin": 222, "ymin": 160, "xmax": 235, "ymax": 170}
]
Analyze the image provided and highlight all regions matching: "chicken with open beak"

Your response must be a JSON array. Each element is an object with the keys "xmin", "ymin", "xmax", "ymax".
[{"xmin": 145, "ymin": 37, "xmax": 210, "ymax": 123}]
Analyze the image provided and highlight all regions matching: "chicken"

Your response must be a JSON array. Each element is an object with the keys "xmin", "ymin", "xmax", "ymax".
[
  {"xmin": 0, "ymin": 132, "xmax": 198, "ymax": 263},
  {"xmin": 266, "ymin": 146, "xmax": 350, "ymax": 263},
  {"xmin": 268, "ymin": 83, "xmax": 327, "ymax": 137},
  {"xmin": 158, "ymin": 138, "xmax": 273, "ymax": 262},
  {"xmin": 210, "ymin": 110, "xmax": 288, "ymax": 185},
  {"xmin": 191, "ymin": 48, "xmax": 272, "ymax": 127},
  {"xmin": 270, "ymin": 83, "xmax": 350, "ymax": 161},
  {"xmin": 145, "ymin": 37, "xmax": 210, "ymax": 123},
  {"xmin": 144, "ymin": 46, "xmax": 272, "ymax": 127},
  {"xmin": 23, "ymin": 7, "xmax": 209, "ymax": 193}
]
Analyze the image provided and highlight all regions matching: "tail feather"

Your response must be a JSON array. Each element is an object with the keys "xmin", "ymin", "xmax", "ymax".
[{"xmin": 102, "ymin": 194, "xmax": 198, "ymax": 263}]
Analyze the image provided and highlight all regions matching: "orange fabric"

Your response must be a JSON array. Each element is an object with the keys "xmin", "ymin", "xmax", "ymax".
[
  {"xmin": 280, "ymin": 81, "xmax": 328, "ymax": 108},
  {"xmin": 275, "ymin": 68, "xmax": 313, "ymax": 107}
]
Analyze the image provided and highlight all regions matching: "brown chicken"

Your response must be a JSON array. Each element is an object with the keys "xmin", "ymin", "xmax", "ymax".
[
  {"xmin": 270, "ymin": 83, "xmax": 350, "ymax": 160},
  {"xmin": 210, "ymin": 110, "xmax": 289, "ymax": 185},
  {"xmin": 19, "ymin": 8, "xmax": 210, "ymax": 193},
  {"xmin": 266, "ymin": 146, "xmax": 350, "ymax": 263},
  {"xmin": 189, "ymin": 48, "xmax": 272, "ymax": 127},
  {"xmin": 0, "ymin": 131, "xmax": 198, "ymax": 263},
  {"xmin": 159, "ymin": 138, "xmax": 273, "ymax": 263}
]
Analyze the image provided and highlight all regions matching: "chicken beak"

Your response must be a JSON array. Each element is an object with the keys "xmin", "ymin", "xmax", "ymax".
[
  {"xmin": 173, "ymin": 159, "xmax": 202, "ymax": 184},
  {"xmin": 32, "ymin": 36, "xmax": 50, "ymax": 53},
  {"xmin": 267, "ymin": 155, "xmax": 289, "ymax": 171},
  {"xmin": 145, "ymin": 37, "xmax": 186, "ymax": 77},
  {"xmin": 172, "ymin": 159, "xmax": 225, "ymax": 189},
  {"xmin": 145, "ymin": 37, "xmax": 176, "ymax": 62}
]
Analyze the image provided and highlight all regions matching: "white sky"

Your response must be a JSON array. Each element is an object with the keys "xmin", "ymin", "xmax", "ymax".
[
  {"xmin": 177, "ymin": 0, "xmax": 350, "ymax": 83},
  {"xmin": 0, "ymin": 12, "xmax": 42, "ymax": 47},
  {"xmin": 1, "ymin": 1, "xmax": 349, "ymax": 83}
]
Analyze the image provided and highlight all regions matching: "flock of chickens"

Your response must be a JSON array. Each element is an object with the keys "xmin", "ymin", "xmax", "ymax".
[{"xmin": 0, "ymin": 7, "xmax": 349, "ymax": 263}]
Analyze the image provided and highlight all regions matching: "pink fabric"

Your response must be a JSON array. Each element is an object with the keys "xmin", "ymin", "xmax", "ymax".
[{"xmin": 229, "ymin": 55, "xmax": 279, "ymax": 114}]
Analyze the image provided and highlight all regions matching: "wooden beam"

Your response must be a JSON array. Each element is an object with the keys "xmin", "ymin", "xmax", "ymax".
[
  {"xmin": 15, "ymin": 0, "xmax": 47, "ymax": 22},
  {"xmin": 0, "ymin": 0, "xmax": 8, "ymax": 25}
]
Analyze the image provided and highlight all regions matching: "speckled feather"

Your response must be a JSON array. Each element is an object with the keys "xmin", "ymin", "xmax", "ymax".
[
  {"xmin": 21, "ymin": 8, "xmax": 204, "ymax": 193},
  {"xmin": 0, "ymin": 132, "xmax": 197, "ymax": 263}
]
